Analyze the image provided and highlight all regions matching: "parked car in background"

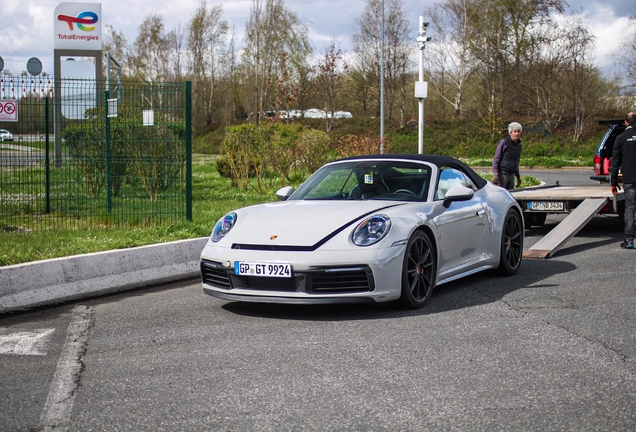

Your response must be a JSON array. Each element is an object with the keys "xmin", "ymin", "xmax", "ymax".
[
  {"xmin": 592, "ymin": 119, "xmax": 625, "ymax": 183},
  {"xmin": 0, "ymin": 129, "xmax": 13, "ymax": 141},
  {"xmin": 201, "ymin": 154, "xmax": 524, "ymax": 309}
]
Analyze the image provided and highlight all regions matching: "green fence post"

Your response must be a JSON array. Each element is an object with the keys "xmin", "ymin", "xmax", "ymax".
[
  {"xmin": 45, "ymin": 97, "xmax": 51, "ymax": 214},
  {"xmin": 105, "ymin": 89, "xmax": 112, "ymax": 213},
  {"xmin": 186, "ymin": 80, "xmax": 192, "ymax": 222}
]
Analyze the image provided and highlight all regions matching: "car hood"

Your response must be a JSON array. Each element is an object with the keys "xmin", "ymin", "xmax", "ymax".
[{"xmin": 228, "ymin": 200, "xmax": 406, "ymax": 247}]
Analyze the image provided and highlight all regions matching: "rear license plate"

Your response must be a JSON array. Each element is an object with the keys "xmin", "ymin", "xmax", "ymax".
[
  {"xmin": 528, "ymin": 201, "xmax": 564, "ymax": 211},
  {"xmin": 234, "ymin": 261, "xmax": 292, "ymax": 278}
]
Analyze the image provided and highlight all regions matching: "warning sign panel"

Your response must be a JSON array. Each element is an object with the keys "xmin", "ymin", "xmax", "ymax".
[{"xmin": 0, "ymin": 100, "xmax": 18, "ymax": 122}]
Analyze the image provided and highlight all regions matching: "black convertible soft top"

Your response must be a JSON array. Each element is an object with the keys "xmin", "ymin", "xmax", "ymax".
[{"xmin": 337, "ymin": 154, "xmax": 488, "ymax": 190}]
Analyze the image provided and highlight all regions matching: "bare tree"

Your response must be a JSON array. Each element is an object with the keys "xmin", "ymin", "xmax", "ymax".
[
  {"xmin": 465, "ymin": 0, "xmax": 565, "ymax": 135},
  {"xmin": 425, "ymin": 0, "xmax": 480, "ymax": 118},
  {"xmin": 384, "ymin": 0, "xmax": 412, "ymax": 126},
  {"xmin": 616, "ymin": 15, "xmax": 636, "ymax": 91},
  {"xmin": 316, "ymin": 41, "xmax": 347, "ymax": 131},
  {"xmin": 271, "ymin": 53, "xmax": 298, "ymax": 122},
  {"xmin": 467, "ymin": 0, "xmax": 509, "ymax": 137},
  {"xmin": 167, "ymin": 23, "xmax": 187, "ymax": 81},
  {"xmin": 187, "ymin": 2, "xmax": 229, "ymax": 131},
  {"xmin": 351, "ymin": 0, "xmax": 383, "ymax": 118},
  {"xmin": 519, "ymin": 13, "xmax": 599, "ymax": 137},
  {"xmin": 521, "ymin": 19, "xmax": 570, "ymax": 133},
  {"xmin": 102, "ymin": 24, "xmax": 129, "ymax": 76},
  {"xmin": 242, "ymin": 0, "xmax": 312, "ymax": 123},
  {"xmin": 294, "ymin": 64, "xmax": 315, "ymax": 117},
  {"xmin": 351, "ymin": 0, "xmax": 411, "ymax": 123},
  {"xmin": 349, "ymin": 67, "xmax": 373, "ymax": 117},
  {"xmin": 501, "ymin": 0, "xmax": 564, "ymax": 118},
  {"xmin": 129, "ymin": 14, "xmax": 171, "ymax": 84},
  {"xmin": 561, "ymin": 16, "xmax": 601, "ymax": 140},
  {"xmin": 218, "ymin": 25, "xmax": 240, "ymax": 125}
]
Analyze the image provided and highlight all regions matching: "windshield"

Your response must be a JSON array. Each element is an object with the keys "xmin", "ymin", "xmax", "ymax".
[{"xmin": 290, "ymin": 160, "xmax": 431, "ymax": 201}]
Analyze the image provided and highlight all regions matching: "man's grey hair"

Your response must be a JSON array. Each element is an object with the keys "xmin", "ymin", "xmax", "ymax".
[{"xmin": 508, "ymin": 122, "xmax": 522, "ymax": 133}]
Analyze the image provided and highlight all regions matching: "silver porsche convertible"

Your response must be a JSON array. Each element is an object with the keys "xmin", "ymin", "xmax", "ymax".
[{"xmin": 200, "ymin": 154, "xmax": 523, "ymax": 309}]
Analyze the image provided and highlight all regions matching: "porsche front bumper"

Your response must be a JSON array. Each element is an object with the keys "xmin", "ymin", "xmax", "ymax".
[{"xmin": 200, "ymin": 242, "xmax": 405, "ymax": 305}]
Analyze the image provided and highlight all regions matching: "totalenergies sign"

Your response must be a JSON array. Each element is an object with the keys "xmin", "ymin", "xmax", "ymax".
[{"xmin": 54, "ymin": 3, "xmax": 102, "ymax": 50}]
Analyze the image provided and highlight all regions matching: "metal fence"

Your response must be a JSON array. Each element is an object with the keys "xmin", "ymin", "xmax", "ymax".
[{"xmin": 0, "ymin": 78, "xmax": 192, "ymax": 230}]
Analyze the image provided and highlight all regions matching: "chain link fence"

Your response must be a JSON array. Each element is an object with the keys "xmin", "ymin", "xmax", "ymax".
[{"xmin": 0, "ymin": 78, "xmax": 192, "ymax": 231}]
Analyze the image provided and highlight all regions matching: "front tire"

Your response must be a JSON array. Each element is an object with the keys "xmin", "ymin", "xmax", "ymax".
[
  {"xmin": 497, "ymin": 209, "xmax": 523, "ymax": 275},
  {"xmin": 399, "ymin": 231, "xmax": 436, "ymax": 309}
]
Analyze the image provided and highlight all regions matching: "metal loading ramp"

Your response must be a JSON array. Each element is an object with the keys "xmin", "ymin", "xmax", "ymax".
[
  {"xmin": 511, "ymin": 185, "xmax": 619, "ymax": 259},
  {"xmin": 522, "ymin": 197, "xmax": 608, "ymax": 259}
]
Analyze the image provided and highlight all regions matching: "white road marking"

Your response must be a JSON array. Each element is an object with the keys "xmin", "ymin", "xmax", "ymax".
[
  {"xmin": 0, "ymin": 328, "xmax": 55, "ymax": 355},
  {"xmin": 39, "ymin": 305, "xmax": 91, "ymax": 431}
]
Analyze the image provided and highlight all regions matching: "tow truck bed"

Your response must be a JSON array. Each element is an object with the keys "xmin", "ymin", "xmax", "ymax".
[
  {"xmin": 512, "ymin": 184, "xmax": 614, "ymax": 202},
  {"xmin": 511, "ymin": 185, "xmax": 623, "ymax": 259}
]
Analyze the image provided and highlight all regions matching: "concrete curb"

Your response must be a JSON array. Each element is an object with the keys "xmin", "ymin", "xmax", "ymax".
[{"xmin": 0, "ymin": 237, "xmax": 208, "ymax": 314}]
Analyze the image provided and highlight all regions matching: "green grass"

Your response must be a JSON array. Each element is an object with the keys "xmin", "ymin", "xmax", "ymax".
[
  {"xmin": 0, "ymin": 155, "xmax": 302, "ymax": 266},
  {"xmin": 0, "ymin": 154, "xmax": 546, "ymax": 267}
]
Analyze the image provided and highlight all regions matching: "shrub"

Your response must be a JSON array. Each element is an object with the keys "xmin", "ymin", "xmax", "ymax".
[
  {"xmin": 335, "ymin": 133, "xmax": 390, "ymax": 157},
  {"xmin": 219, "ymin": 124, "xmax": 336, "ymax": 191},
  {"xmin": 295, "ymin": 129, "xmax": 334, "ymax": 174}
]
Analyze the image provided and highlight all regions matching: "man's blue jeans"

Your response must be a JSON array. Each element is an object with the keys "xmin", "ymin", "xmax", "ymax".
[{"xmin": 624, "ymin": 183, "xmax": 636, "ymax": 241}]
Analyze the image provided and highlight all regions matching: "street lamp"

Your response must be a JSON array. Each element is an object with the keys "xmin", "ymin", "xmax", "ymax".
[{"xmin": 415, "ymin": 17, "xmax": 431, "ymax": 154}]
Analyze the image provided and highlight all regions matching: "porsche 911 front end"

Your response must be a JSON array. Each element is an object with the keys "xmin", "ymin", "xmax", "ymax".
[{"xmin": 200, "ymin": 200, "xmax": 410, "ymax": 304}]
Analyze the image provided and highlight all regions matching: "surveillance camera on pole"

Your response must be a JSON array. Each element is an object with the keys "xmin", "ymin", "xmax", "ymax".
[{"xmin": 417, "ymin": 22, "xmax": 432, "ymax": 50}]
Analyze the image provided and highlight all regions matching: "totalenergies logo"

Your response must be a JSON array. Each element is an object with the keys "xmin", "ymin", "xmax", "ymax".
[{"xmin": 57, "ymin": 11, "xmax": 98, "ymax": 32}]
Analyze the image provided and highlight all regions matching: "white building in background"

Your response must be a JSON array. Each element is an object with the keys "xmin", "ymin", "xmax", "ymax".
[{"xmin": 279, "ymin": 109, "xmax": 353, "ymax": 119}]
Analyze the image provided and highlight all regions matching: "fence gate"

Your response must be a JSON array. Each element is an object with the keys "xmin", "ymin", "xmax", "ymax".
[{"xmin": 0, "ymin": 78, "xmax": 192, "ymax": 231}]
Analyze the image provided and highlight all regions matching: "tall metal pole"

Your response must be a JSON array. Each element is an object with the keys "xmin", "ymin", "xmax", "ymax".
[
  {"xmin": 418, "ymin": 16, "xmax": 425, "ymax": 155},
  {"xmin": 416, "ymin": 17, "xmax": 431, "ymax": 155},
  {"xmin": 380, "ymin": 0, "xmax": 385, "ymax": 154}
]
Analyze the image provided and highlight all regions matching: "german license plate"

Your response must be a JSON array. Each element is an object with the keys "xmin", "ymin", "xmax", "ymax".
[
  {"xmin": 528, "ymin": 201, "xmax": 564, "ymax": 211},
  {"xmin": 234, "ymin": 261, "xmax": 292, "ymax": 278}
]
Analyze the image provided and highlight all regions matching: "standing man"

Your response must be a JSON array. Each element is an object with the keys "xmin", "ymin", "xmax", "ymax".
[
  {"xmin": 610, "ymin": 112, "xmax": 636, "ymax": 249},
  {"xmin": 492, "ymin": 122, "xmax": 523, "ymax": 190}
]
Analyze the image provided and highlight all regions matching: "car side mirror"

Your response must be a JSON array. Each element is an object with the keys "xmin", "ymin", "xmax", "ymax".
[
  {"xmin": 276, "ymin": 186, "xmax": 294, "ymax": 201},
  {"xmin": 443, "ymin": 186, "xmax": 474, "ymax": 208}
]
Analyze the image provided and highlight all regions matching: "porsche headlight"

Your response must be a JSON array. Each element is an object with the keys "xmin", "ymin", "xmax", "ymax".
[
  {"xmin": 211, "ymin": 212, "xmax": 237, "ymax": 242},
  {"xmin": 352, "ymin": 215, "xmax": 391, "ymax": 246}
]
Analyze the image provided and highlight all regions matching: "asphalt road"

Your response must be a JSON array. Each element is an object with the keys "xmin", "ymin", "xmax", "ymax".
[{"xmin": 2, "ymin": 169, "xmax": 635, "ymax": 431}]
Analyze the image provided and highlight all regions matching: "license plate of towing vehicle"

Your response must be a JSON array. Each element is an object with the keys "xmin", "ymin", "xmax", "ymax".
[{"xmin": 528, "ymin": 201, "xmax": 564, "ymax": 211}]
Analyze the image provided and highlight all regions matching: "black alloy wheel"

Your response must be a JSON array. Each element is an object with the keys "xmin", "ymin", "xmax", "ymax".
[
  {"xmin": 399, "ymin": 231, "xmax": 436, "ymax": 309},
  {"xmin": 497, "ymin": 209, "xmax": 523, "ymax": 275}
]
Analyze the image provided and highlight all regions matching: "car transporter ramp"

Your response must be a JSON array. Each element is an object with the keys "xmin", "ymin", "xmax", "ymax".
[{"xmin": 510, "ymin": 185, "xmax": 622, "ymax": 259}]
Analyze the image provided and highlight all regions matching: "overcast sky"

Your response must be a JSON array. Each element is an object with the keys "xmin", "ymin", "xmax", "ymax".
[{"xmin": 0, "ymin": 0, "xmax": 634, "ymax": 77}]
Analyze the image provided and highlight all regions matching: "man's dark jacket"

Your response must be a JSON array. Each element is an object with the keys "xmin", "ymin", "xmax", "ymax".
[
  {"xmin": 610, "ymin": 124, "xmax": 636, "ymax": 186},
  {"xmin": 492, "ymin": 136, "xmax": 522, "ymax": 177}
]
